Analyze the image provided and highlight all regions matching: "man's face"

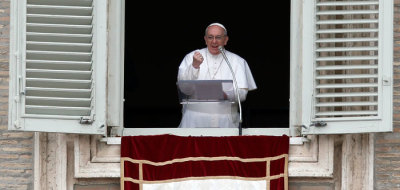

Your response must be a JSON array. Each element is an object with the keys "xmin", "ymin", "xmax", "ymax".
[{"xmin": 204, "ymin": 26, "xmax": 229, "ymax": 55}]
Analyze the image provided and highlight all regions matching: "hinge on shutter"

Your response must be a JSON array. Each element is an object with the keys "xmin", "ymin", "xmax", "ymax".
[
  {"xmin": 293, "ymin": 125, "xmax": 311, "ymax": 144},
  {"xmin": 300, "ymin": 121, "xmax": 327, "ymax": 129},
  {"xmin": 13, "ymin": 120, "xmax": 21, "ymax": 129},
  {"xmin": 310, "ymin": 121, "xmax": 327, "ymax": 127},
  {"xmin": 294, "ymin": 124, "xmax": 308, "ymax": 136},
  {"xmin": 80, "ymin": 115, "xmax": 94, "ymax": 124},
  {"xmin": 295, "ymin": 121, "xmax": 327, "ymax": 138},
  {"xmin": 16, "ymin": 51, "xmax": 24, "ymax": 96},
  {"xmin": 18, "ymin": 75, "xmax": 25, "ymax": 96}
]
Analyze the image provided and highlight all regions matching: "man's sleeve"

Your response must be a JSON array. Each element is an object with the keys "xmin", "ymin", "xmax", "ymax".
[{"xmin": 178, "ymin": 52, "xmax": 200, "ymax": 80}]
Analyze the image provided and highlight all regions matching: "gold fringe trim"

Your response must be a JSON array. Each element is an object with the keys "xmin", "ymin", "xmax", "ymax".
[
  {"xmin": 121, "ymin": 154, "xmax": 288, "ymax": 166},
  {"xmin": 121, "ymin": 153, "xmax": 289, "ymax": 190},
  {"xmin": 123, "ymin": 173, "xmax": 287, "ymax": 185}
]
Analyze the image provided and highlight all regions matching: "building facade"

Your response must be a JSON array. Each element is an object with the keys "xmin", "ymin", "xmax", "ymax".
[{"xmin": 1, "ymin": 0, "xmax": 399, "ymax": 189}]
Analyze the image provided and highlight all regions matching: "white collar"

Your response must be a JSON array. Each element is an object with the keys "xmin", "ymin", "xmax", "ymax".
[{"xmin": 206, "ymin": 49, "xmax": 222, "ymax": 60}]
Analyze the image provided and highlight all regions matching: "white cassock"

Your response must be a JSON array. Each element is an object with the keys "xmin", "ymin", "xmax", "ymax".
[{"xmin": 177, "ymin": 48, "xmax": 257, "ymax": 128}]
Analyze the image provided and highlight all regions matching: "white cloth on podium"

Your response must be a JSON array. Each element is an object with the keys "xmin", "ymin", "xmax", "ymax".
[{"xmin": 177, "ymin": 48, "xmax": 257, "ymax": 128}]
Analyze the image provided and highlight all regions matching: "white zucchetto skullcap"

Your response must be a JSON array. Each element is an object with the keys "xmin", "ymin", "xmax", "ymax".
[{"xmin": 207, "ymin": 23, "xmax": 227, "ymax": 34}]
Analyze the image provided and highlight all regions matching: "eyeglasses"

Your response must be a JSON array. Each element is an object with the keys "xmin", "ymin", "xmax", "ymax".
[{"xmin": 206, "ymin": 35, "xmax": 225, "ymax": 41}]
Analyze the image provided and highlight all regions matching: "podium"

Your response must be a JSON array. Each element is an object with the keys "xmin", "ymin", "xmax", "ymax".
[
  {"xmin": 177, "ymin": 80, "xmax": 242, "ymax": 135},
  {"xmin": 176, "ymin": 80, "xmax": 235, "ymax": 104}
]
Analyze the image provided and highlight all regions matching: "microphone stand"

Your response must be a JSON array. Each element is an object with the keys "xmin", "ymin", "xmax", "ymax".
[{"xmin": 218, "ymin": 46, "xmax": 242, "ymax": 136}]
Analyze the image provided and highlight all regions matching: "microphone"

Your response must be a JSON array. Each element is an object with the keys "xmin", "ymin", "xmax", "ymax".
[
  {"xmin": 218, "ymin": 46, "xmax": 224, "ymax": 53},
  {"xmin": 218, "ymin": 46, "xmax": 243, "ymax": 136}
]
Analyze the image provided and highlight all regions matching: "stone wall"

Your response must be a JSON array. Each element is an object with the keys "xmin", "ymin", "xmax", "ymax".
[
  {"xmin": 0, "ymin": 0, "xmax": 34, "ymax": 190},
  {"xmin": 374, "ymin": 0, "xmax": 400, "ymax": 189}
]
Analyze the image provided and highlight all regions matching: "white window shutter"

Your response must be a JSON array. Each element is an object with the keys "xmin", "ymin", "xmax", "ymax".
[
  {"xmin": 301, "ymin": 0, "xmax": 393, "ymax": 134},
  {"xmin": 9, "ymin": 0, "xmax": 107, "ymax": 134}
]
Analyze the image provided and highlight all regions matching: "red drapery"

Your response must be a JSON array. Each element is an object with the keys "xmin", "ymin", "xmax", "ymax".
[{"xmin": 121, "ymin": 134, "xmax": 289, "ymax": 190}]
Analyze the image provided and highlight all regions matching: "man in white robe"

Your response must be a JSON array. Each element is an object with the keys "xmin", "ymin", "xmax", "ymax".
[{"xmin": 177, "ymin": 23, "xmax": 257, "ymax": 128}]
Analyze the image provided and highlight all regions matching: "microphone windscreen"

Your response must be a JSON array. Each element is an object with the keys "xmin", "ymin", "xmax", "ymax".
[{"xmin": 218, "ymin": 46, "xmax": 224, "ymax": 52}]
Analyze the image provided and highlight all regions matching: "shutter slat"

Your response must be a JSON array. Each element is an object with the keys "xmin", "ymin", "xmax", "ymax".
[
  {"xmin": 26, "ymin": 78, "xmax": 92, "ymax": 89},
  {"xmin": 316, "ymin": 38, "xmax": 378, "ymax": 43},
  {"xmin": 28, "ymin": 0, "xmax": 93, "ymax": 7},
  {"xmin": 317, "ymin": 10, "xmax": 378, "ymax": 15},
  {"xmin": 26, "ymin": 87, "xmax": 91, "ymax": 98},
  {"xmin": 316, "ymin": 65, "xmax": 378, "ymax": 70},
  {"xmin": 316, "ymin": 56, "xmax": 378, "ymax": 61},
  {"xmin": 316, "ymin": 74, "xmax": 378, "ymax": 80},
  {"xmin": 316, "ymin": 47, "xmax": 378, "ymax": 52},
  {"xmin": 315, "ymin": 92, "xmax": 378, "ymax": 98},
  {"xmin": 316, "ymin": 1, "xmax": 379, "ymax": 6},
  {"xmin": 27, "ymin": 23, "xmax": 92, "ymax": 34},
  {"xmin": 315, "ymin": 111, "xmax": 378, "ymax": 116},
  {"xmin": 27, "ymin": 14, "xmax": 92, "ymax": 25},
  {"xmin": 26, "ymin": 96, "xmax": 91, "ymax": 107},
  {"xmin": 26, "ymin": 60, "xmax": 91, "ymax": 70},
  {"xmin": 26, "ymin": 69, "xmax": 92, "ymax": 80},
  {"xmin": 25, "ymin": 105, "xmax": 91, "ymax": 116},
  {"xmin": 27, "ymin": 41, "xmax": 92, "ymax": 52},
  {"xmin": 26, "ymin": 50, "xmax": 91, "ymax": 61},
  {"xmin": 27, "ymin": 32, "xmax": 92, "ymax": 43},
  {"xmin": 316, "ymin": 83, "xmax": 378, "ymax": 89},
  {"xmin": 27, "ymin": 4, "xmax": 93, "ymax": 16},
  {"xmin": 316, "ymin": 101, "xmax": 378, "ymax": 107},
  {"xmin": 317, "ymin": 28, "xmax": 379, "ymax": 34},
  {"xmin": 316, "ymin": 19, "xmax": 378, "ymax": 25},
  {"xmin": 27, "ymin": 32, "xmax": 92, "ymax": 38},
  {"xmin": 27, "ymin": 50, "xmax": 91, "ymax": 56}
]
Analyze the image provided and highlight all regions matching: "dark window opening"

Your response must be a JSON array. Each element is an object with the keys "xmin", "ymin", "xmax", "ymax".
[{"xmin": 124, "ymin": 2, "xmax": 290, "ymax": 128}]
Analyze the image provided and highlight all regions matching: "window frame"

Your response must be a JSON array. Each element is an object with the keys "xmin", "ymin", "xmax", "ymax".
[
  {"xmin": 111, "ymin": 0, "xmax": 393, "ymax": 136},
  {"xmin": 9, "ymin": 0, "xmax": 393, "ymax": 136}
]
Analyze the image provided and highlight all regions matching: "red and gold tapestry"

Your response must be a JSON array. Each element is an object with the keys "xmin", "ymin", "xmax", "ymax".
[{"xmin": 121, "ymin": 134, "xmax": 289, "ymax": 190}]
